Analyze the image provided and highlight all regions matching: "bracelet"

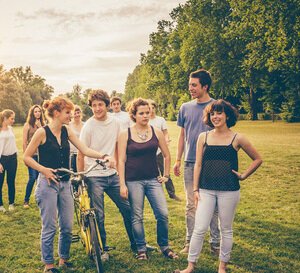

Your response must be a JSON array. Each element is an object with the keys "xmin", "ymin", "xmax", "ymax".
[
  {"xmin": 176, "ymin": 159, "xmax": 181, "ymax": 162},
  {"xmin": 193, "ymin": 189, "xmax": 198, "ymax": 192},
  {"xmin": 164, "ymin": 174, "xmax": 170, "ymax": 179}
]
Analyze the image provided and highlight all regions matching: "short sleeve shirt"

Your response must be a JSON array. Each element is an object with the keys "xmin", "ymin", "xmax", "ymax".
[{"xmin": 177, "ymin": 99, "xmax": 214, "ymax": 163}]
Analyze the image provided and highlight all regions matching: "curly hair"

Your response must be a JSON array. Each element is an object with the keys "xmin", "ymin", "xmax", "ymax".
[
  {"xmin": 88, "ymin": 89, "xmax": 110, "ymax": 107},
  {"xmin": 126, "ymin": 98, "xmax": 149, "ymax": 122},
  {"xmin": 43, "ymin": 97, "xmax": 74, "ymax": 119},
  {"xmin": 203, "ymin": 99, "xmax": 239, "ymax": 128}
]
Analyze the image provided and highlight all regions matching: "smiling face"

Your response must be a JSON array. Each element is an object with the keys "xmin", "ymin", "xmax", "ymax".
[
  {"xmin": 189, "ymin": 77, "xmax": 208, "ymax": 100},
  {"xmin": 56, "ymin": 108, "xmax": 72, "ymax": 125},
  {"xmin": 210, "ymin": 110, "xmax": 227, "ymax": 128},
  {"xmin": 91, "ymin": 99, "xmax": 108, "ymax": 121},
  {"xmin": 134, "ymin": 105, "xmax": 150, "ymax": 126},
  {"xmin": 73, "ymin": 109, "xmax": 82, "ymax": 121}
]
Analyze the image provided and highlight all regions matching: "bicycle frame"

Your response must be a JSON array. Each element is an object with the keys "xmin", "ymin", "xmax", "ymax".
[{"xmin": 57, "ymin": 160, "xmax": 107, "ymax": 273}]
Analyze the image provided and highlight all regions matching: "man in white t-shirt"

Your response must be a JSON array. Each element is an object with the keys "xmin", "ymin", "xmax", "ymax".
[
  {"xmin": 110, "ymin": 96, "xmax": 131, "ymax": 131},
  {"xmin": 77, "ymin": 90, "xmax": 135, "ymax": 259},
  {"xmin": 148, "ymin": 99, "xmax": 181, "ymax": 202}
]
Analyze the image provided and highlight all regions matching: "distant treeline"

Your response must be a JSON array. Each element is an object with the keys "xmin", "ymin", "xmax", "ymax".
[
  {"xmin": 123, "ymin": 0, "xmax": 300, "ymax": 122},
  {"xmin": 0, "ymin": 65, "xmax": 53, "ymax": 123}
]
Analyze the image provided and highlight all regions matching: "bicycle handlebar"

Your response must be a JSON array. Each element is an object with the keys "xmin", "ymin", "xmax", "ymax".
[{"xmin": 56, "ymin": 159, "xmax": 109, "ymax": 177}]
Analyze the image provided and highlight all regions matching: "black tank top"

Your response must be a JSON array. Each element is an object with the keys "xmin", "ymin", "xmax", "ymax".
[
  {"xmin": 39, "ymin": 125, "xmax": 70, "ymax": 181},
  {"xmin": 125, "ymin": 126, "xmax": 159, "ymax": 181},
  {"xmin": 199, "ymin": 132, "xmax": 239, "ymax": 191}
]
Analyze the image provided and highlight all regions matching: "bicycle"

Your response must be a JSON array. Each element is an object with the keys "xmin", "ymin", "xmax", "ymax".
[{"xmin": 56, "ymin": 159, "xmax": 108, "ymax": 273}]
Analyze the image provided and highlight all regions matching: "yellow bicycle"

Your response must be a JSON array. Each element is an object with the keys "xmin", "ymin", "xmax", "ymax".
[{"xmin": 57, "ymin": 160, "xmax": 107, "ymax": 273}]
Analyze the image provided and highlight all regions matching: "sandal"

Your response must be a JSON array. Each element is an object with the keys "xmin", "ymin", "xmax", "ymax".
[
  {"xmin": 135, "ymin": 251, "xmax": 148, "ymax": 260},
  {"xmin": 162, "ymin": 248, "xmax": 179, "ymax": 259}
]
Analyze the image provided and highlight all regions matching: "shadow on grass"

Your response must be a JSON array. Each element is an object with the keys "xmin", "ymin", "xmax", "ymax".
[{"xmin": 231, "ymin": 214, "xmax": 300, "ymax": 273}]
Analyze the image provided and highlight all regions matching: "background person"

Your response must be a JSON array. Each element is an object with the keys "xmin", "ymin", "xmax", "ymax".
[
  {"xmin": 23, "ymin": 104, "xmax": 46, "ymax": 209},
  {"xmin": 110, "ymin": 96, "xmax": 131, "ymax": 130},
  {"xmin": 173, "ymin": 69, "xmax": 220, "ymax": 254},
  {"xmin": 0, "ymin": 109, "xmax": 17, "ymax": 213},
  {"xmin": 23, "ymin": 97, "xmax": 110, "ymax": 273},
  {"xmin": 69, "ymin": 105, "xmax": 84, "ymax": 172},
  {"xmin": 174, "ymin": 99, "xmax": 262, "ymax": 273},
  {"xmin": 148, "ymin": 99, "xmax": 181, "ymax": 201},
  {"xmin": 118, "ymin": 98, "xmax": 178, "ymax": 260}
]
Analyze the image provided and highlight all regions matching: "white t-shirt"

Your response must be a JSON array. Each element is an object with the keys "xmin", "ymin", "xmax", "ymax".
[
  {"xmin": 69, "ymin": 122, "xmax": 84, "ymax": 154},
  {"xmin": 111, "ymin": 111, "xmax": 131, "ymax": 131},
  {"xmin": 80, "ymin": 115, "xmax": 120, "ymax": 177},
  {"xmin": 0, "ymin": 126, "xmax": 18, "ymax": 160},
  {"xmin": 149, "ymin": 116, "xmax": 168, "ymax": 155}
]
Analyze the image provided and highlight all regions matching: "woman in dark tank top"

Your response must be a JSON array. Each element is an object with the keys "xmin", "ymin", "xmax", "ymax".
[
  {"xmin": 174, "ymin": 100, "xmax": 262, "ymax": 273},
  {"xmin": 23, "ymin": 97, "xmax": 110, "ymax": 273},
  {"xmin": 22, "ymin": 104, "xmax": 45, "ymax": 209},
  {"xmin": 118, "ymin": 98, "xmax": 178, "ymax": 260}
]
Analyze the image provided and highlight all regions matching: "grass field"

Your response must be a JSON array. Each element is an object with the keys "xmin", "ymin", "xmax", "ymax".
[{"xmin": 0, "ymin": 121, "xmax": 299, "ymax": 273}]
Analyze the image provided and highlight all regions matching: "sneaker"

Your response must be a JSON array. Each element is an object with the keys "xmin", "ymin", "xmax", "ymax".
[
  {"xmin": 8, "ymin": 204, "xmax": 15, "ymax": 211},
  {"xmin": 210, "ymin": 243, "xmax": 220, "ymax": 256},
  {"xmin": 170, "ymin": 195, "xmax": 182, "ymax": 202},
  {"xmin": 59, "ymin": 261, "xmax": 74, "ymax": 270},
  {"xmin": 44, "ymin": 267, "xmax": 60, "ymax": 273},
  {"xmin": 179, "ymin": 243, "xmax": 190, "ymax": 254},
  {"xmin": 23, "ymin": 202, "xmax": 30, "ymax": 209},
  {"xmin": 101, "ymin": 251, "xmax": 109, "ymax": 262},
  {"xmin": 0, "ymin": 206, "xmax": 6, "ymax": 213}
]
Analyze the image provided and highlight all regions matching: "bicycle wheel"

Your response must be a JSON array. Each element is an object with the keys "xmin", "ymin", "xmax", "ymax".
[{"xmin": 88, "ymin": 214, "xmax": 104, "ymax": 273}]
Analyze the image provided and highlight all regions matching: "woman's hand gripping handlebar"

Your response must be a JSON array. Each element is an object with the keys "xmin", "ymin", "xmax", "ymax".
[{"xmin": 55, "ymin": 159, "xmax": 109, "ymax": 181}]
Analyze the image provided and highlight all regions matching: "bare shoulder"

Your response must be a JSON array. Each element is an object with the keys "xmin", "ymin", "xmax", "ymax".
[
  {"xmin": 198, "ymin": 132, "xmax": 207, "ymax": 143},
  {"xmin": 153, "ymin": 126, "xmax": 164, "ymax": 138}
]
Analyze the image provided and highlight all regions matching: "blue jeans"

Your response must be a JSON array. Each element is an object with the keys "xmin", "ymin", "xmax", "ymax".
[
  {"xmin": 127, "ymin": 178, "xmax": 169, "ymax": 252},
  {"xmin": 184, "ymin": 162, "xmax": 220, "ymax": 244},
  {"xmin": 35, "ymin": 175, "xmax": 74, "ymax": 264},
  {"xmin": 24, "ymin": 155, "xmax": 39, "ymax": 203},
  {"xmin": 189, "ymin": 189, "xmax": 240, "ymax": 263},
  {"xmin": 86, "ymin": 174, "xmax": 135, "ymax": 248}
]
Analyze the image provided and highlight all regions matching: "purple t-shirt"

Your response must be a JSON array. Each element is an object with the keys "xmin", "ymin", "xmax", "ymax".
[{"xmin": 177, "ymin": 99, "xmax": 214, "ymax": 163}]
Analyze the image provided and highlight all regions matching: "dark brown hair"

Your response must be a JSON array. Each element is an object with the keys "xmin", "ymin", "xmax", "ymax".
[
  {"xmin": 26, "ymin": 105, "xmax": 46, "ymax": 127},
  {"xmin": 127, "ymin": 98, "xmax": 149, "ymax": 122},
  {"xmin": 88, "ymin": 89, "xmax": 110, "ymax": 107},
  {"xmin": 203, "ymin": 99, "xmax": 239, "ymax": 128},
  {"xmin": 190, "ymin": 69, "xmax": 212, "ymax": 91}
]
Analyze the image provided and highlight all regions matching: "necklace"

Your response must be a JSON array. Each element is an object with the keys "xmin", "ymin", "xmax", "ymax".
[{"xmin": 136, "ymin": 128, "xmax": 149, "ymax": 141}]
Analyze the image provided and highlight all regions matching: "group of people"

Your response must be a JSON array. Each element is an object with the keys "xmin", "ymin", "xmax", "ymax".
[{"xmin": 0, "ymin": 68, "xmax": 262, "ymax": 273}]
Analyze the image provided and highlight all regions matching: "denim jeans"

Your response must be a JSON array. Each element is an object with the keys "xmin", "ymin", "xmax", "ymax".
[
  {"xmin": 24, "ymin": 155, "xmax": 39, "ymax": 203},
  {"xmin": 0, "ymin": 153, "xmax": 17, "ymax": 206},
  {"xmin": 188, "ymin": 189, "xmax": 240, "ymax": 263},
  {"xmin": 127, "ymin": 178, "xmax": 169, "ymax": 252},
  {"xmin": 86, "ymin": 174, "xmax": 135, "ymax": 248},
  {"xmin": 184, "ymin": 162, "xmax": 220, "ymax": 244},
  {"xmin": 35, "ymin": 175, "xmax": 74, "ymax": 264}
]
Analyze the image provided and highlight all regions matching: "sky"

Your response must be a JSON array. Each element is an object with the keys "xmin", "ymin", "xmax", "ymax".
[{"xmin": 0, "ymin": 0, "xmax": 185, "ymax": 95}]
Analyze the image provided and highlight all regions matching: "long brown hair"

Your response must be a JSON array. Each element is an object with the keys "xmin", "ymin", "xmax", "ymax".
[
  {"xmin": 26, "ymin": 105, "xmax": 46, "ymax": 127},
  {"xmin": 0, "ymin": 109, "xmax": 14, "ymax": 129}
]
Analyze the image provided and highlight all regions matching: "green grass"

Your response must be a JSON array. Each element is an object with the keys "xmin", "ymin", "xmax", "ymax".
[{"xmin": 0, "ymin": 121, "xmax": 299, "ymax": 273}]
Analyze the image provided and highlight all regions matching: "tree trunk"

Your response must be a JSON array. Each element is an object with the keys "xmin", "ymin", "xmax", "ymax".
[{"xmin": 249, "ymin": 86, "xmax": 258, "ymax": 120}]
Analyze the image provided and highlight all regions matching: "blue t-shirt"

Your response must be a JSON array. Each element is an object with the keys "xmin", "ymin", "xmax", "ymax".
[{"xmin": 177, "ymin": 99, "xmax": 214, "ymax": 163}]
